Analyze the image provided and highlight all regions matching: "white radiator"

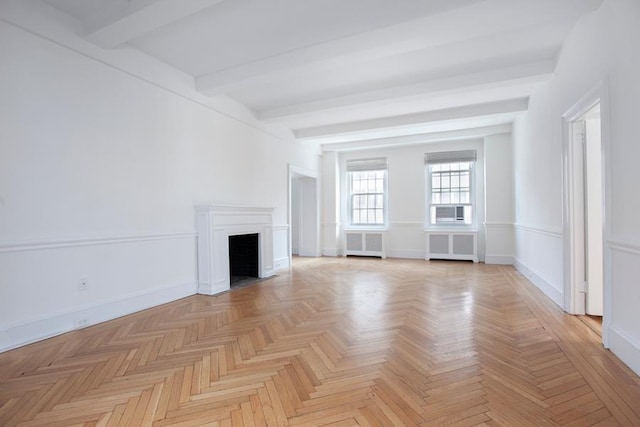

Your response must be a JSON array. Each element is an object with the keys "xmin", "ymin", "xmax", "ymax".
[
  {"xmin": 344, "ymin": 231, "xmax": 386, "ymax": 258},
  {"xmin": 425, "ymin": 231, "xmax": 478, "ymax": 262}
]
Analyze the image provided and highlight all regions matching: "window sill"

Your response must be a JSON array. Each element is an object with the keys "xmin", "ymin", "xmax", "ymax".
[
  {"xmin": 424, "ymin": 225, "xmax": 478, "ymax": 233},
  {"xmin": 344, "ymin": 226, "xmax": 389, "ymax": 232}
]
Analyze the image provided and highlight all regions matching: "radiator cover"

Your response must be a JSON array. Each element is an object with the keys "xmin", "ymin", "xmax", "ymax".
[
  {"xmin": 425, "ymin": 230, "xmax": 478, "ymax": 262},
  {"xmin": 344, "ymin": 231, "xmax": 386, "ymax": 258}
]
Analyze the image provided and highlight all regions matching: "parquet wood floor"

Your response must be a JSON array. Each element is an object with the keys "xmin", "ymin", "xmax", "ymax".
[{"xmin": 1, "ymin": 257, "xmax": 639, "ymax": 426}]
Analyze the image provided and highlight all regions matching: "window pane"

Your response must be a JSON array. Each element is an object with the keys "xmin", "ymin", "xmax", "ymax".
[
  {"xmin": 451, "ymin": 173, "xmax": 460, "ymax": 189},
  {"xmin": 451, "ymin": 193, "xmax": 460, "ymax": 204},
  {"xmin": 432, "ymin": 175, "xmax": 440, "ymax": 190},
  {"xmin": 432, "ymin": 193, "xmax": 440, "ymax": 204},
  {"xmin": 353, "ymin": 210, "xmax": 361, "ymax": 224},
  {"xmin": 442, "ymin": 175, "xmax": 450, "ymax": 189},
  {"xmin": 375, "ymin": 210, "xmax": 383, "ymax": 224},
  {"xmin": 460, "ymin": 173, "xmax": 469, "ymax": 188}
]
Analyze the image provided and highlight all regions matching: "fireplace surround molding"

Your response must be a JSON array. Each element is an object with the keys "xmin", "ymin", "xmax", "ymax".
[{"xmin": 195, "ymin": 204, "xmax": 275, "ymax": 295}]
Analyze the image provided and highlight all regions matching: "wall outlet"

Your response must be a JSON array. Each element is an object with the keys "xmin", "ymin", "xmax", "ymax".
[
  {"xmin": 74, "ymin": 318, "xmax": 89, "ymax": 329},
  {"xmin": 78, "ymin": 278, "xmax": 89, "ymax": 291}
]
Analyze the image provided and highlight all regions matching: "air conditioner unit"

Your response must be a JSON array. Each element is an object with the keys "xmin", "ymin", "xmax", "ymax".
[{"xmin": 435, "ymin": 206, "xmax": 465, "ymax": 223}]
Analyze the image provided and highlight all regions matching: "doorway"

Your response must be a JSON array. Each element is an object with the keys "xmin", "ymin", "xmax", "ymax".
[
  {"xmin": 288, "ymin": 166, "xmax": 320, "ymax": 263},
  {"xmin": 563, "ymin": 84, "xmax": 609, "ymax": 343}
]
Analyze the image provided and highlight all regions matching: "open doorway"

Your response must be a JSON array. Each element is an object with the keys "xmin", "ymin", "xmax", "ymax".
[
  {"xmin": 563, "ymin": 86, "xmax": 607, "ymax": 340},
  {"xmin": 288, "ymin": 166, "xmax": 320, "ymax": 264}
]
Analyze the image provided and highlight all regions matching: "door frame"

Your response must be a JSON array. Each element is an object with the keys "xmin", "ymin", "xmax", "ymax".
[
  {"xmin": 288, "ymin": 164, "xmax": 320, "ymax": 263},
  {"xmin": 561, "ymin": 80, "xmax": 612, "ymax": 347}
]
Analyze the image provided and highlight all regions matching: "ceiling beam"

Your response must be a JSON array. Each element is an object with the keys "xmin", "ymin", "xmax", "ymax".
[
  {"xmin": 84, "ymin": 0, "xmax": 225, "ymax": 49},
  {"xmin": 322, "ymin": 124, "xmax": 513, "ymax": 152},
  {"xmin": 194, "ymin": 0, "xmax": 593, "ymax": 96},
  {"xmin": 294, "ymin": 98, "xmax": 529, "ymax": 140},
  {"xmin": 258, "ymin": 60, "xmax": 554, "ymax": 124}
]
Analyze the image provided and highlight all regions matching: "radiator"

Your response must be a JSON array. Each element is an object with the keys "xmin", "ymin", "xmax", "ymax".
[
  {"xmin": 344, "ymin": 231, "xmax": 386, "ymax": 258},
  {"xmin": 425, "ymin": 231, "xmax": 478, "ymax": 262}
]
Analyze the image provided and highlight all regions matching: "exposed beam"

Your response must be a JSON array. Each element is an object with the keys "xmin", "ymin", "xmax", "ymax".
[
  {"xmin": 194, "ymin": 0, "xmax": 591, "ymax": 96},
  {"xmin": 294, "ymin": 98, "xmax": 529, "ymax": 140},
  {"xmin": 85, "ymin": 0, "xmax": 225, "ymax": 49},
  {"xmin": 321, "ymin": 125, "xmax": 514, "ymax": 152},
  {"xmin": 258, "ymin": 60, "xmax": 554, "ymax": 124}
]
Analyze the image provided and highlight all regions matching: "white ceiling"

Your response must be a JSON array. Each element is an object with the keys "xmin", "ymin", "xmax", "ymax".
[{"xmin": 43, "ymin": 0, "xmax": 602, "ymax": 150}]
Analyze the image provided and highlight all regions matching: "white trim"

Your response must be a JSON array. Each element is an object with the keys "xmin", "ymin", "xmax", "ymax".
[
  {"xmin": 297, "ymin": 248, "xmax": 319, "ymax": 257},
  {"xmin": 0, "ymin": 281, "xmax": 196, "ymax": 353},
  {"xmin": 321, "ymin": 248, "xmax": 341, "ymax": 257},
  {"xmin": 513, "ymin": 257, "xmax": 564, "ymax": 308},
  {"xmin": 484, "ymin": 222, "xmax": 514, "ymax": 229},
  {"xmin": 513, "ymin": 223, "xmax": 562, "ymax": 239},
  {"xmin": 272, "ymin": 224, "xmax": 290, "ymax": 231},
  {"xmin": 608, "ymin": 325, "xmax": 640, "ymax": 376},
  {"xmin": 561, "ymin": 80, "xmax": 610, "ymax": 323},
  {"xmin": 274, "ymin": 257, "xmax": 290, "ymax": 270},
  {"xmin": 386, "ymin": 250, "xmax": 425, "ymax": 260},
  {"xmin": 484, "ymin": 255, "xmax": 514, "ymax": 265},
  {"xmin": 607, "ymin": 238, "xmax": 640, "ymax": 255},
  {"xmin": 0, "ymin": 232, "xmax": 196, "ymax": 253}
]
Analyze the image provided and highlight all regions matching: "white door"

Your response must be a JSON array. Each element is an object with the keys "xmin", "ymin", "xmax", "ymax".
[{"xmin": 584, "ymin": 107, "xmax": 603, "ymax": 315}]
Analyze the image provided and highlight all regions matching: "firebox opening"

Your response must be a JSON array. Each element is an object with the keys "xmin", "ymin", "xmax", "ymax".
[{"xmin": 228, "ymin": 233, "xmax": 259, "ymax": 286}]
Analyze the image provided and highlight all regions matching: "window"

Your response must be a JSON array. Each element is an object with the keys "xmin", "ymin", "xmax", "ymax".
[
  {"xmin": 347, "ymin": 158, "xmax": 387, "ymax": 226},
  {"xmin": 425, "ymin": 150, "xmax": 476, "ymax": 225}
]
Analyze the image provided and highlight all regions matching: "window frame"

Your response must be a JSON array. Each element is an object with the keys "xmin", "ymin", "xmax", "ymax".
[
  {"xmin": 425, "ymin": 154, "xmax": 477, "ymax": 228},
  {"xmin": 347, "ymin": 168, "xmax": 388, "ymax": 229}
]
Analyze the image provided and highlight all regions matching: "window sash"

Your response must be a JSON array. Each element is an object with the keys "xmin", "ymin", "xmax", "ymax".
[
  {"xmin": 427, "ymin": 159, "xmax": 474, "ymax": 225},
  {"xmin": 349, "ymin": 170, "xmax": 386, "ymax": 225}
]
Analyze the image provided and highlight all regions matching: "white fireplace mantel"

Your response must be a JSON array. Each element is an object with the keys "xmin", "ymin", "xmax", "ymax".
[{"xmin": 195, "ymin": 204, "xmax": 275, "ymax": 295}]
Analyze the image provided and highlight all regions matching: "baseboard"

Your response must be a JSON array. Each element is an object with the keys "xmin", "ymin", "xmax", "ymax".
[
  {"xmin": 608, "ymin": 325, "xmax": 640, "ymax": 376},
  {"xmin": 321, "ymin": 248, "xmax": 341, "ymax": 257},
  {"xmin": 513, "ymin": 257, "xmax": 564, "ymax": 308},
  {"xmin": 274, "ymin": 256, "xmax": 290, "ymax": 270},
  {"xmin": 485, "ymin": 255, "xmax": 514, "ymax": 265},
  {"xmin": 0, "ymin": 281, "xmax": 197, "ymax": 353},
  {"xmin": 298, "ymin": 248, "xmax": 319, "ymax": 257},
  {"xmin": 386, "ymin": 250, "xmax": 425, "ymax": 260}
]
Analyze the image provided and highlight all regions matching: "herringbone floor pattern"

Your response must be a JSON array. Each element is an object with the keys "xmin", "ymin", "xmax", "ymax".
[{"xmin": 1, "ymin": 257, "xmax": 639, "ymax": 426}]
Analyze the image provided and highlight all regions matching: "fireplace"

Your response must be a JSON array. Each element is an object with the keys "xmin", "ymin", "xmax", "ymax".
[
  {"xmin": 228, "ymin": 233, "xmax": 259, "ymax": 285},
  {"xmin": 195, "ymin": 205, "xmax": 274, "ymax": 295}
]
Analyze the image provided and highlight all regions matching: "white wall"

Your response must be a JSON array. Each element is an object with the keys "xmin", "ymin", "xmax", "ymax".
[
  {"xmin": 321, "ymin": 152, "xmax": 340, "ymax": 256},
  {"xmin": 332, "ymin": 139, "xmax": 487, "ymax": 260},
  {"xmin": 512, "ymin": 0, "xmax": 640, "ymax": 374},
  {"xmin": 0, "ymin": 18, "xmax": 319, "ymax": 351},
  {"xmin": 484, "ymin": 133, "xmax": 515, "ymax": 265}
]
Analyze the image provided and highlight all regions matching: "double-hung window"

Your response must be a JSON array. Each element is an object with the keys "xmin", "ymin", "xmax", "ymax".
[
  {"xmin": 425, "ymin": 150, "xmax": 476, "ymax": 226},
  {"xmin": 347, "ymin": 158, "xmax": 387, "ymax": 226}
]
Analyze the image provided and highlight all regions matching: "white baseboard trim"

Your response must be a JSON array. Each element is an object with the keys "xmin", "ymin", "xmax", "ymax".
[
  {"xmin": 386, "ymin": 250, "xmax": 425, "ymax": 260},
  {"xmin": 298, "ymin": 248, "xmax": 319, "ymax": 257},
  {"xmin": 608, "ymin": 324, "xmax": 640, "ymax": 376},
  {"xmin": 321, "ymin": 248, "xmax": 341, "ymax": 257},
  {"xmin": 484, "ymin": 255, "xmax": 514, "ymax": 265},
  {"xmin": 0, "ymin": 281, "xmax": 197, "ymax": 353},
  {"xmin": 274, "ymin": 256, "xmax": 290, "ymax": 270},
  {"xmin": 513, "ymin": 257, "xmax": 564, "ymax": 308}
]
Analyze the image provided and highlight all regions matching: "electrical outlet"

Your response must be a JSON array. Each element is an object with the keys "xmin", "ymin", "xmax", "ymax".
[
  {"xmin": 78, "ymin": 278, "xmax": 89, "ymax": 291},
  {"xmin": 74, "ymin": 319, "xmax": 89, "ymax": 329}
]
